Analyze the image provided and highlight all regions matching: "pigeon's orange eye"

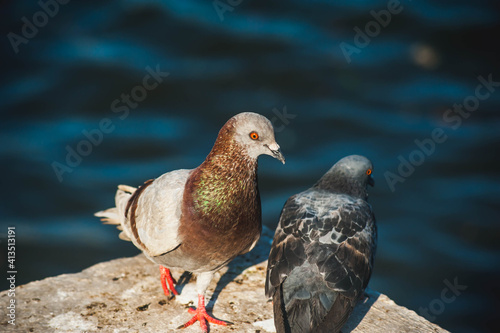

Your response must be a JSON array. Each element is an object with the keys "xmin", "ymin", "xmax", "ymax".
[
  {"xmin": 366, "ymin": 169, "xmax": 372, "ymax": 175},
  {"xmin": 249, "ymin": 132, "xmax": 259, "ymax": 140}
]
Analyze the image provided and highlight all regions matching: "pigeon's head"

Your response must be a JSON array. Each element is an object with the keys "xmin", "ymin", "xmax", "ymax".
[
  {"xmin": 230, "ymin": 112, "xmax": 285, "ymax": 164},
  {"xmin": 334, "ymin": 155, "xmax": 374, "ymax": 187},
  {"xmin": 316, "ymin": 155, "xmax": 374, "ymax": 198}
]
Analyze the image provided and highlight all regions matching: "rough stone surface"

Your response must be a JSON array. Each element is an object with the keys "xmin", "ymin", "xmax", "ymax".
[{"xmin": 0, "ymin": 227, "xmax": 448, "ymax": 332}]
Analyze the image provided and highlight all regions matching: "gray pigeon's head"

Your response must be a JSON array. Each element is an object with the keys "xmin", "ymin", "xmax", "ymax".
[
  {"xmin": 230, "ymin": 112, "xmax": 285, "ymax": 164},
  {"xmin": 315, "ymin": 155, "xmax": 374, "ymax": 199}
]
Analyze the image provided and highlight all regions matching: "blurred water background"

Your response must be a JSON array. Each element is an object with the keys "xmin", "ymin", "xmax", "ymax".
[{"xmin": 1, "ymin": 1, "xmax": 500, "ymax": 332}]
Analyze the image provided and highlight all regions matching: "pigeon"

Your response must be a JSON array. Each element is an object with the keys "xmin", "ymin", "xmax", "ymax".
[
  {"xmin": 265, "ymin": 155, "xmax": 377, "ymax": 333},
  {"xmin": 95, "ymin": 112, "xmax": 285, "ymax": 332}
]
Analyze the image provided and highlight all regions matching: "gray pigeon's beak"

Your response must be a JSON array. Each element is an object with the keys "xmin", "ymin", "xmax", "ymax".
[
  {"xmin": 267, "ymin": 142, "xmax": 285, "ymax": 164},
  {"xmin": 368, "ymin": 175, "xmax": 375, "ymax": 187}
]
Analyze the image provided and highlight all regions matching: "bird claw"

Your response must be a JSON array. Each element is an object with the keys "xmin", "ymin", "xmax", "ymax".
[
  {"xmin": 177, "ymin": 295, "xmax": 229, "ymax": 332},
  {"xmin": 177, "ymin": 307, "xmax": 228, "ymax": 332},
  {"xmin": 159, "ymin": 266, "xmax": 179, "ymax": 297}
]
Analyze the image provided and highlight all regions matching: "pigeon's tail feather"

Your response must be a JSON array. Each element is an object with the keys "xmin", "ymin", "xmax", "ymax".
[
  {"xmin": 95, "ymin": 185, "xmax": 137, "ymax": 242},
  {"xmin": 274, "ymin": 282, "xmax": 352, "ymax": 333},
  {"xmin": 274, "ymin": 286, "xmax": 314, "ymax": 333},
  {"xmin": 273, "ymin": 284, "xmax": 329, "ymax": 333},
  {"xmin": 316, "ymin": 294, "xmax": 354, "ymax": 333},
  {"xmin": 95, "ymin": 207, "xmax": 119, "ymax": 224},
  {"xmin": 273, "ymin": 284, "xmax": 290, "ymax": 333}
]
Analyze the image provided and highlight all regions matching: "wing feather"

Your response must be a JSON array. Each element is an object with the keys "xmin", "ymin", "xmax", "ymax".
[{"xmin": 129, "ymin": 169, "xmax": 192, "ymax": 257}]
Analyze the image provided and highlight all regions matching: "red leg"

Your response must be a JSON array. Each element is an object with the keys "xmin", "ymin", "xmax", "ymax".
[
  {"xmin": 177, "ymin": 294, "xmax": 229, "ymax": 332},
  {"xmin": 159, "ymin": 265, "xmax": 179, "ymax": 296}
]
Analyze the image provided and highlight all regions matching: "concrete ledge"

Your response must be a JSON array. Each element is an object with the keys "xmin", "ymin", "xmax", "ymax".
[{"xmin": 0, "ymin": 228, "xmax": 448, "ymax": 332}]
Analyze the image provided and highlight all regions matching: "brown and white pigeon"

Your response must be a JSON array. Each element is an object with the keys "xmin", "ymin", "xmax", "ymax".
[
  {"xmin": 265, "ymin": 155, "xmax": 376, "ymax": 333},
  {"xmin": 95, "ymin": 112, "xmax": 285, "ymax": 332}
]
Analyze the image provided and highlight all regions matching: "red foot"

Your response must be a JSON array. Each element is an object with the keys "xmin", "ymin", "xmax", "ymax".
[
  {"xmin": 159, "ymin": 265, "xmax": 179, "ymax": 296},
  {"xmin": 178, "ymin": 294, "xmax": 229, "ymax": 333}
]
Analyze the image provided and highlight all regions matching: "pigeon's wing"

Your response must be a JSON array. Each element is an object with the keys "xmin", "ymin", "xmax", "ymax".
[
  {"xmin": 310, "ymin": 193, "xmax": 377, "ymax": 298},
  {"xmin": 266, "ymin": 190, "xmax": 377, "ymax": 333},
  {"xmin": 308, "ymin": 194, "xmax": 376, "ymax": 332},
  {"xmin": 265, "ymin": 194, "xmax": 307, "ymax": 298},
  {"xmin": 122, "ymin": 169, "xmax": 192, "ymax": 258}
]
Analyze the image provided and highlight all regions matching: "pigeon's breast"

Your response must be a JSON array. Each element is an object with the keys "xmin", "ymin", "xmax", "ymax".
[{"xmin": 157, "ymin": 179, "xmax": 262, "ymax": 273}]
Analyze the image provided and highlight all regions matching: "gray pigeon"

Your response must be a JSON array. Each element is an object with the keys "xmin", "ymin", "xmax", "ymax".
[
  {"xmin": 95, "ymin": 112, "xmax": 285, "ymax": 332},
  {"xmin": 265, "ymin": 155, "xmax": 377, "ymax": 333}
]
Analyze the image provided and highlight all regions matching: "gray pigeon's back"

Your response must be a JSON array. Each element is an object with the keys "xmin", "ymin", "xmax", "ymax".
[{"xmin": 265, "ymin": 155, "xmax": 377, "ymax": 333}]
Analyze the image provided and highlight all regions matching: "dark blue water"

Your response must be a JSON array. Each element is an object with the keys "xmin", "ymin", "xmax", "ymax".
[{"xmin": 1, "ymin": 1, "xmax": 499, "ymax": 332}]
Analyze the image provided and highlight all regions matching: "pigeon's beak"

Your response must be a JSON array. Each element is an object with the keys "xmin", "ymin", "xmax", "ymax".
[
  {"xmin": 267, "ymin": 142, "xmax": 285, "ymax": 164},
  {"xmin": 368, "ymin": 175, "xmax": 375, "ymax": 187}
]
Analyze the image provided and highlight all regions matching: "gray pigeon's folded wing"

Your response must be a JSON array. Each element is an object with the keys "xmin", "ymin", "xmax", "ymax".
[
  {"xmin": 313, "ymin": 198, "xmax": 376, "ymax": 298},
  {"xmin": 265, "ymin": 194, "xmax": 307, "ymax": 298}
]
